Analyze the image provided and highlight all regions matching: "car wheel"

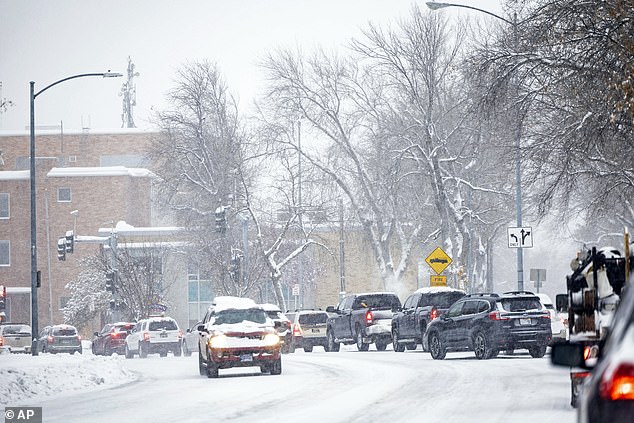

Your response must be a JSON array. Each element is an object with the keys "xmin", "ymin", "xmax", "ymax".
[
  {"xmin": 125, "ymin": 344, "xmax": 133, "ymax": 359},
  {"xmin": 183, "ymin": 342, "xmax": 192, "ymax": 357},
  {"xmin": 173, "ymin": 343, "xmax": 182, "ymax": 357},
  {"xmin": 139, "ymin": 342, "xmax": 148, "ymax": 359},
  {"xmin": 528, "ymin": 344, "xmax": 547, "ymax": 358},
  {"xmin": 270, "ymin": 358, "xmax": 282, "ymax": 375},
  {"xmin": 198, "ymin": 350, "xmax": 206, "ymax": 376},
  {"xmin": 429, "ymin": 331, "xmax": 446, "ymax": 360},
  {"xmin": 303, "ymin": 346, "xmax": 313, "ymax": 353},
  {"xmin": 91, "ymin": 343, "xmax": 98, "ymax": 356},
  {"xmin": 356, "ymin": 326, "xmax": 369, "ymax": 352},
  {"xmin": 327, "ymin": 330, "xmax": 340, "ymax": 352},
  {"xmin": 205, "ymin": 348, "xmax": 218, "ymax": 378},
  {"xmin": 375, "ymin": 339, "xmax": 388, "ymax": 351},
  {"xmin": 473, "ymin": 331, "xmax": 494, "ymax": 360},
  {"xmin": 392, "ymin": 329, "xmax": 405, "ymax": 352}
]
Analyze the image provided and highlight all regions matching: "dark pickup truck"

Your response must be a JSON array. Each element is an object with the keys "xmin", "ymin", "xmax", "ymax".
[
  {"xmin": 391, "ymin": 287, "xmax": 466, "ymax": 352},
  {"xmin": 326, "ymin": 292, "xmax": 401, "ymax": 351}
]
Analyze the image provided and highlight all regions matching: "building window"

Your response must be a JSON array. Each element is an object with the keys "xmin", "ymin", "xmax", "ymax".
[
  {"xmin": 57, "ymin": 187, "xmax": 71, "ymax": 202},
  {"xmin": 0, "ymin": 240, "xmax": 9, "ymax": 266},
  {"xmin": 0, "ymin": 193, "xmax": 8, "ymax": 218},
  {"xmin": 59, "ymin": 297, "xmax": 70, "ymax": 310}
]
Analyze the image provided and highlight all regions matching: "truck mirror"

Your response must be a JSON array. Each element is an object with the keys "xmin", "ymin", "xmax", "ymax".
[
  {"xmin": 555, "ymin": 294, "xmax": 568, "ymax": 312},
  {"xmin": 325, "ymin": 306, "xmax": 336, "ymax": 313}
]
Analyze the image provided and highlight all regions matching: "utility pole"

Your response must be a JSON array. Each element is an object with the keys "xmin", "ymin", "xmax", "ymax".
[{"xmin": 120, "ymin": 57, "xmax": 139, "ymax": 128}]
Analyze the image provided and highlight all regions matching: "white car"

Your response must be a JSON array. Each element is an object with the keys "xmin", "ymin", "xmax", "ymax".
[
  {"xmin": 536, "ymin": 293, "xmax": 568, "ymax": 344},
  {"xmin": 182, "ymin": 321, "xmax": 201, "ymax": 357},
  {"xmin": 124, "ymin": 315, "xmax": 183, "ymax": 358}
]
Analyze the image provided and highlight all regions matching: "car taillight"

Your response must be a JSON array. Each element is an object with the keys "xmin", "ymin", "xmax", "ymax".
[
  {"xmin": 178, "ymin": 330, "xmax": 183, "ymax": 339},
  {"xmin": 77, "ymin": 335, "xmax": 82, "ymax": 341},
  {"xmin": 293, "ymin": 323, "xmax": 302, "ymax": 336},
  {"xmin": 143, "ymin": 332, "xmax": 150, "ymax": 341},
  {"xmin": 111, "ymin": 332, "xmax": 119, "ymax": 339},
  {"xmin": 430, "ymin": 307, "xmax": 439, "ymax": 320},
  {"xmin": 0, "ymin": 335, "xmax": 4, "ymax": 346},
  {"xmin": 600, "ymin": 363, "xmax": 634, "ymax": 400},
  {"xmin": 488, "ymin": 311, "xmax": 510, "ymax": 321},
  {"xmin": 47, "ymin": 335, "xmax": 54, "ymax": 343},
  {"xmin": 365, "ymin": 310, "xmax": 373, "ymax": 325}
]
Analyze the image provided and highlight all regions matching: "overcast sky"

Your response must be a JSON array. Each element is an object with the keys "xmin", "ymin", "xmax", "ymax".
[{"xmin": 0, "ymin": 0, "xmax": 504, "ymax": 132}]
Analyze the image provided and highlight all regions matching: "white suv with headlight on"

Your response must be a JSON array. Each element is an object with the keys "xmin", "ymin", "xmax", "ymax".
[{"xmin": 197, "ymin": 296, "xmax": 282, "ymax": 378}]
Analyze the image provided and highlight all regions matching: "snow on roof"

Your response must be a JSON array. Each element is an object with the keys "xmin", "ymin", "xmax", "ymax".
[
  {"xmin": 259, "ymin": 303, "xmax": 282, "ymax": 312},
  {"xmin": 97, "ymin": 221, "xmax": 185, "ymax": 237},
  {"xmin": 47, "ymin": 166, "xmax": 154, "ymax": 178},
  {"xmin": 536, "ymin": 293, "xmax": 553, "ymax": 305},
  {"xmin": 210, "ymin": 296, "xmax": 259, "ymax": 312},
  {"xmin": 414, "ymin": 286, "xmax": 466, "ymax": 294},
  {"xmin": 0, "ymin": 170, "xmax": 29, "ymax": 180}
]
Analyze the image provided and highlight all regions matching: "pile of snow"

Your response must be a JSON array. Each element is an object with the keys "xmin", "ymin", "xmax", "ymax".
[{"xmin": 0, "ymin": 350, "xmax": 137, "ymax": 406}]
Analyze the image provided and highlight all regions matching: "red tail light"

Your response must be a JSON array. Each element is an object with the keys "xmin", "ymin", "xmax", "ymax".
[
  {"xmin": 365, "ymin": 310, "xmax": 373, "ymax": 325},
  {"xmin": 143, "ymin": 332, "xmax": 150, "ymax": 341},
  {"xmin": 178, "ymin": 330, "xmax": 183, "ymax": 339},
  {"xmin": 599, "ymin": 363, "xmax": 634, "ymax": 400},
  {"xmin": 488, "ymin": 311, "xmax": 510, "ymax": 321},
  {"xmin": 111, "ymin": 332, "xmax": 119, "ymax": 339},
  {"xmin": 430, "ymin": 308, "xmax": 439, "ymax": 320},
  {"xmin": 0, "ymin": 335, "xmax": 4, "ymax": 346},
  {"xmin": 293, "ymin": 323, "xmax": 302, "ymax": 336},
  {"xmin": 77, "ymin": 335, "xmax": 82, "ymax": 341}
]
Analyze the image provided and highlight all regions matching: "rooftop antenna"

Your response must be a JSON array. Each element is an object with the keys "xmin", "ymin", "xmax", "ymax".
[{"xmin": 120, "ymin": 56, "xmax": 139, "ymax": 128}]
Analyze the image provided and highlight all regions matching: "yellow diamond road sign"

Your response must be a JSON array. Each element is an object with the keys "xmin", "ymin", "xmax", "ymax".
[{"xmin": 425, "ymin": 247, "xmax": 452, "ymax": 274}]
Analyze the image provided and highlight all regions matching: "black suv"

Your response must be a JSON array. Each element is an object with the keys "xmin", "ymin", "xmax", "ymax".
[
  {"xmin": 391, "ymin": 287, "xmax": 466, "ymax": 352},
  {"xmin": 423, "ymin": 291, "xmax": 551, "ymax": 360}
]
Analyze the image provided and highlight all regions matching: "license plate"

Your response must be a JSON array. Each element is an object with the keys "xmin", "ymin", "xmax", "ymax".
[
  {"xmin": 160, "ymin": 333, "xmax": 167, "ymax": 338},
  {"xmin": 240, "ymin": 354, "xmax": 253, "ymax": 362},
  {"xmin": 519, "ymin": 318, "xmax": 532, "ymax": 326},
  {"xmin": 311, "ymin": 329, "xmax": 320, "ymax": 333}
]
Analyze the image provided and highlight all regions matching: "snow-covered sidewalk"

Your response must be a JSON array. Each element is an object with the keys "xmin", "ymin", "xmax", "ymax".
[{"xmin": 0, "ymin": 346, "xmax": 137, "ymax": 407}]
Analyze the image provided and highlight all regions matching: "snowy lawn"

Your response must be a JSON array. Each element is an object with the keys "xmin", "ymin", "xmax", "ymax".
[{"xmin": 0, "ymin": 343, "xmax": 137, "ymax": 407}]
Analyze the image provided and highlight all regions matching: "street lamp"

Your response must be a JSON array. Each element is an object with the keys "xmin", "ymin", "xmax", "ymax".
[
  {"xmin": 425, "ymin": 1, "xmax": 525, "ymax": 291},
  {"xmin": 29, "ymin": 72, "xmax": 122, "ymax": 355}
]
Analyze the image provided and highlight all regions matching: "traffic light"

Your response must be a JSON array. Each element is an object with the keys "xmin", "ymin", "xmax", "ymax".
[
  {"xmin": 0, "ymin": 285, "xmax": 6, "ymax": 310},
  {"xmin": 105, "ymin": 271, "xmax": 116, "ymax": 293},
  {"xmin": 65, "ymin": 230, "xmax": 74, "ymax": 254},
  {"xmin": 215, "ymin": 206, "xmax": 227, "ymax": 233},
  {"xmin": 57, "ymin": 238, "xmax": 66, "ymax": 261}
]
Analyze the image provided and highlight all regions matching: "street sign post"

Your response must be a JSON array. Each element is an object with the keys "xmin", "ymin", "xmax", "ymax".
[
  {"xmin": 507, "ymin": 226, "xmax": 533, "ymax": 248},
  {"xmin": 529, "ymin": 268, "xmax": 546, "ymax": 293},
  {"xmin": 425, "ymin": 247, "xmax": 452, "ymax": 274},
  {"xmin": 430, "ymin": 275, "xmax": 447, "ymax": 287}
]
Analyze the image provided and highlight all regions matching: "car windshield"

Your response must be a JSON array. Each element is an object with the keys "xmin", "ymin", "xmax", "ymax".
[
  {"xmin": 52, "ymin": 327, "xmax": 76, "ymax": 336},
  {"xmin": 265, "ymin": 310, "xmax": 283, "ymax": 320},
  {"xmin": 114, "ymin": 324, "xmax": 134, "ymax": 332},
  {"xmin": 500, "ymin": 298, "xmax": 543, "ymax": 312},
  {"xmin": 298, "ymin": 313, "xmax": 328, "ymax": 325},
  {"xmin": 149, "ymin": 320, "xmax": 178, "ymax": 331},
  {"xmin": 354, "ymin": 295, "xmax": 401, "ymax": 310},
  {"xmin": 213, "ymin": 308, "xmax": 267, "ymax": 325},
  {"xmin": 422, "ymin": 292, "xmax": 465, "ymax": 308},
  {"xmin": 2, "ymin": 325, "xmax": 31, "ymax": 335}
]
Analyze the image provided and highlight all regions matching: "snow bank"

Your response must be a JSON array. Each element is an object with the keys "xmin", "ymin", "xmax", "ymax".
[{"xmin": 0, "ymin": 351, "xmax": 137, "ymax": 407}]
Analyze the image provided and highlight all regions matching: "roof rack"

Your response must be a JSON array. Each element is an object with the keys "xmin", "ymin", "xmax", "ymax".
[
  {"xmin": 502, "ymin": 291, "xmax": 536, "ymax": 296},
  {"xmin": 466, "ymin": 293, "xmax": 499, "ymax": 297}
]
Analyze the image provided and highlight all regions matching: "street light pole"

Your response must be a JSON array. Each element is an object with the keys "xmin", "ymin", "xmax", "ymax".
[
  {"xmin": 425, "ymin": 1, "xmax": 525, "ymax": 291},
  {"xmin": 29, "ymin": 72, "xmax": 121, "ymax": 355}
]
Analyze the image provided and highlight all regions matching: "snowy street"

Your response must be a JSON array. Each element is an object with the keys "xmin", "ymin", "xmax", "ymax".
[{"xmin": 3, "ymin": 346, "xmax": 577, "ymax": 423}]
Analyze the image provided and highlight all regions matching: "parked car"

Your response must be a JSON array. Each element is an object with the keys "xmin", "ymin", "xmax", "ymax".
[
  {"xmin": 91, "ymin": 322, "xmax": 135, "ymax": 355},
  {"xmin": 326, "ymin": 292, "xmax": 402, "ymax": 352},
  {"xmin": 261, "ymin": 303, "xmax": 292, "ymax": 353},
  {"xmin": 38, "ymin": 324, "xmax": 82, "ymax": 354},
  {"xmin": 286, "ymin": 310, "xmax": 329, "ymax": 352},
  {"xmin": 536, "ymin": 293, "xmax": 568, "ymax": 345},
  {"xmin": 197, "ymin": 296, "xmax": 282, "ymax": 378},
  {"xmin": 423, "ymin": 291, "xmax": 551, "ymax": 359},
  {"xmin": 182, "ymin": 321, "xmax": 201, "ymax": 357},
  {"xmin": 392, "ymin": 287, "xmax": 466, "ymax": 352},
  {"xmin": 124, "ymin": 315, "xmax": 183, "ymax": 358},
  {"xmin": 0, "ymin": 323, "xmax": 32, "ymax": 354},
  {"xmin": 552, "ymin": 284, "xmax": 634, "ymax": 422}
]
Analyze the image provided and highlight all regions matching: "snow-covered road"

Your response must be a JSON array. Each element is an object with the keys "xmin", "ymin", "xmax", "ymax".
[{"xmin": 4, "ymin": 347, "xmax": 577, "ymax": 423}]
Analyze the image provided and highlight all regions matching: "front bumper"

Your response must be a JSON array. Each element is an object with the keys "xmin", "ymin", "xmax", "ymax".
[{"xmin": 209, "ymin": 347, "xmax": 280, "ymax": 369}]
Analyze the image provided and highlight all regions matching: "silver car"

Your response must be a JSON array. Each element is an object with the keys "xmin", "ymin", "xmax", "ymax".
[{"xmin": 0, "ymin": 324, "xmax": 32, "ymax": 353}]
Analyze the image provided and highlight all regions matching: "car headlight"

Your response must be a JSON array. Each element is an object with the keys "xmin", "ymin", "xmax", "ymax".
[
  {"xmin": 209, "ymin": 334, "xmax": 228, "ymax": 349},
  {"xmin": 262, "ymin": 333, "xmax": 280, "ymax": 347}
]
